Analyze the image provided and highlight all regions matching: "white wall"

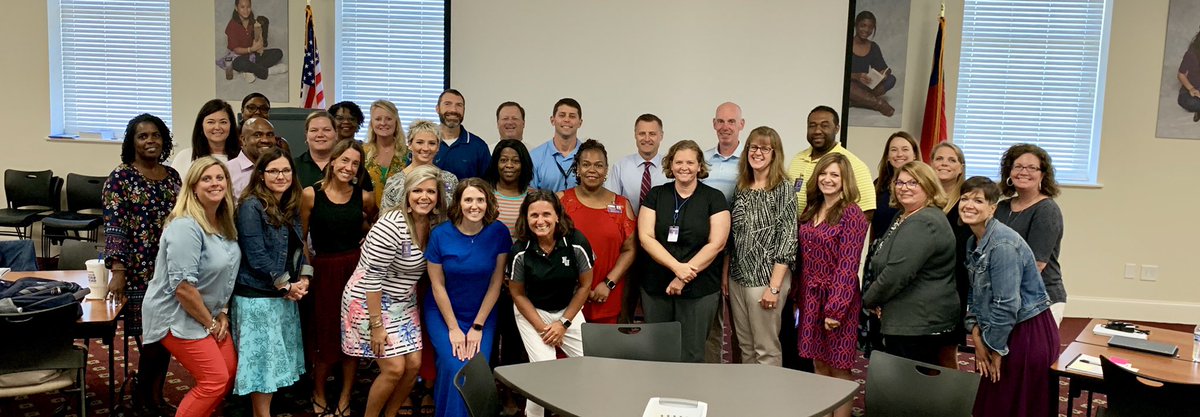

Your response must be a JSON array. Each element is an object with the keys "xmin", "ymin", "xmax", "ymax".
[{"xmin": 3, "ymin": 0, "xmax": 1196, "ymax": 323}]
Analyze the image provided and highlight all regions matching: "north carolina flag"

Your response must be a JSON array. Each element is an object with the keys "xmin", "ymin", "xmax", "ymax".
[
  {"xmin": 300, "ymin": 5, "xmax": 325, "ymax": 109},
  {"xmin": 919, "ymin": 16, "xmax": 947, "ymax": 162}
]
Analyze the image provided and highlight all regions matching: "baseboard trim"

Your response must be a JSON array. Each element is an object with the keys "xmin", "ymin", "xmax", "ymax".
[{"xmin": 1066, "ymin": 296, "xmax": 1200, "ymax": 325}]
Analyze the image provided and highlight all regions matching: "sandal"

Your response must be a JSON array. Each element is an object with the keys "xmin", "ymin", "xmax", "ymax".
[{"xmin": 312, "ymin": 396, "xmax": 333, "ymax": 416}]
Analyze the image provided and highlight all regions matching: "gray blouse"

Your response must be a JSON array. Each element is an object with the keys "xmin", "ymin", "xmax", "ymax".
[
  {"xmin": 141, "ymin": 217, "xmax": 241, "ymax": 343},
  {"xmin": 729, "ymin": 184, "xmax": 799, "ymax": 287}
]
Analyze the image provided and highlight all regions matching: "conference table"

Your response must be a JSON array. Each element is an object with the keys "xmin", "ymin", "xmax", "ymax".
[
  {"xmin": 1052, "ymin": 319, "xmax": 1200, "ymax": 416},
  {"xmin": 3, "ymin": 270, "xmax": 125, "ymax": 411},
  {"xmin": 495, "ymin": 356, "xmax": 860, "ymax": 417}
]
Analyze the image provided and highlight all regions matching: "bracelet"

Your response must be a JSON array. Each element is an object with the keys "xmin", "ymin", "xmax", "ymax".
[
  {"xmin": 206, "ymin": 317, "xmax": 218, "ymax": 334},
  {"xmin": 370, "ymin": 319, "xmax": 384, "ymax": 329}
]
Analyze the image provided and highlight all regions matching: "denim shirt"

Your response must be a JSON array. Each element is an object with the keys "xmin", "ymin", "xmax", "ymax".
[
  {"xmin": 964, "ymin": 218, "xmax": 1052, "ymax": 356},
  {"xmin": 141, "ymin": 217, "xmax": 240, "ymax": 343},
  {"xmin": 235, "ymin": 196, "xmax": 312, "ymax": 296}
]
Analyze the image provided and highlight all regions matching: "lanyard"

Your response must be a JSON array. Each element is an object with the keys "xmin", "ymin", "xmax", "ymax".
[
  {"xmin": 554, "ymin": 154, "xmax": 574, "ymax": 189},
  {"xmin": 672, "ymin": 190, "xmax": 691, "ymax": 225}
]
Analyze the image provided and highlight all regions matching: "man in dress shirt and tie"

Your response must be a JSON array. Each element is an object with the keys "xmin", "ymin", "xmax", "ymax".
[{"xmin": 607, "ymin": 114, "xmax": 669, "ymax": 213}]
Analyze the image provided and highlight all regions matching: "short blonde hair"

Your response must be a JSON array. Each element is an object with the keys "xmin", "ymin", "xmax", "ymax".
[
  {"xmin": 661, "ymin": 140, "xmax": 710, "ymax": 180},
  {"xmin": 167, "ymin": 156, "xmax": 237, "ymax": 239},
  {"xmin": 889, "ymin": 161, "xmax": 947, "ymax": 210}
]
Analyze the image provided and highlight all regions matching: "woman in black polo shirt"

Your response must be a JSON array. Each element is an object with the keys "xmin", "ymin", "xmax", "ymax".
[
  {"xmin": 507, "ymin": 190, "xmax": 593, "ymax": 417},
  {"xmin": 637, "ymin": 140, "xmax": 731, "ymax": 363}
]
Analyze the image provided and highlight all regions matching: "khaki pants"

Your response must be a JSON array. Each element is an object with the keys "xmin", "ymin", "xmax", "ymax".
[{"xmin": 728, "ymin": 278, "xmax": 792, "ymax": 366}]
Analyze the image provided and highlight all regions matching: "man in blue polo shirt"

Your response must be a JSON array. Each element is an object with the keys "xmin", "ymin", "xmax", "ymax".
[
  {"xmin": 529, "ymin": 98, "xmax": 584, "ymax": 192},
  {"xmin": 434, "ymin": 89, "xmax": 490, "ymax": 179},
  {"xmin": 703, "ymin": 101, "xmax": 745, "ymax": 202}
]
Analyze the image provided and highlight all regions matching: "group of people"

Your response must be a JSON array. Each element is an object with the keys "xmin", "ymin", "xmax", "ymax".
[{"xmin": 97, "ymin": 87, "xmax": 1065, "ymax": 417}]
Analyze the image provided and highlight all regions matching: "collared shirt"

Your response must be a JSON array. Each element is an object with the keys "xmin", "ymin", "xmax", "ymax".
[
  {"xmin": 228, "ymin": 152, "xmax": 256, "ymax": 198},
  {"xmin": 506, "ymin": 229, "xmax": 594, "ymax": 312},
  {"xmin": 606, "ymin": 152, "xmax": 668, "ymax": 213},
  {"xmin": 964, "ymin": 218, "xmax": 1052, "ymax": 356},
  {"xmin": 141, "ymin": 217, "xmax": 240, "ymax": 343},
  {"xmin": 529, "ymin": 138, "xmax": 580, "ymax": 193},
  {"xmin": 434, "ymin": 125, "xmax": 490, "ymax": 180},
  {"xmin": 703, "ymin": 146, "xmax": 740, "ymax": 203},
  {"xmin": 785, "ymin": 143, "xmax": 876, "ymax": 215}
]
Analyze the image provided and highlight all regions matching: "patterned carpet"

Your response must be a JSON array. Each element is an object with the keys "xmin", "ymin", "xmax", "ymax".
[{"xmin": 3, "ymin": 319, "xmax": 1127, "ymax": 417}]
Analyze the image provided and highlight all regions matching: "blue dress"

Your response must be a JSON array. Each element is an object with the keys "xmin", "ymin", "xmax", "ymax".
[{"xmin": 423, "ymin": 220, "xmax": 511, "ymax": 417}]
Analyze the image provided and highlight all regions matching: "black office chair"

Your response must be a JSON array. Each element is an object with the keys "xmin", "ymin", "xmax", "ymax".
[
  {"xmin": 454, "ymin": 355, "xmax": 500, "ymax": 417},
  {"xmin": 57, "ymin": 240, "xmax": 102, "ymax": 271},
  {"xmin": 0, "ymin": 169, "xmax": 59, "ymax": 240},
  {"xmin": 0, "ymin": 302, "xmax": 87, "ymax": 416},
  {"xmin": 42, "ymin": 174, "xmax": 107, "ymax": 254},
  {"xmin": 864, "ymin": 351, "xmax": 980, "ymax": 417},
  {"xmin": 582, "ymin": 322, "xmax": 682, "ymax": 362},
  {"xmin": 1097, "ymin": 355, "xmax": 1200, "ymax": 417}
]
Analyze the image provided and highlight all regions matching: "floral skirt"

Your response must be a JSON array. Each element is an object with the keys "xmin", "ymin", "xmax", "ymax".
[
  {"xmin": 341, "ymin": 269, "xmax": 422, "ymax": 358},
  {"xmin": 231, "ymin": 295, "xmax": 305, "ymax": 395}
]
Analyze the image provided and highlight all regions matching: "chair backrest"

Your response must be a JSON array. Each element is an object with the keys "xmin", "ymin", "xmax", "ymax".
[
  {"xmin": 63, "ymin": 174, "xmax": 106, "ymax": 213},
  {"xmin": 582, "ymin": 322, "xmax": 682, "ymax": 362},
  {"xmin": 865, "ymin": 351, "xmax": 981, "ymax": 417},
  {"xmin": 453, "ymin": 354, "xmax": 500, "ymax": 417},
  {"xmin": 1100, "ymin": 355, "xmax": 1200, "ymax": 417},
  {"xmin": 58, "ymin": 240, "xmax": 101, "ymax": 270},
  {"xmin": 4, "ymin": 169, "xmax": 55, "ymax": 210}
]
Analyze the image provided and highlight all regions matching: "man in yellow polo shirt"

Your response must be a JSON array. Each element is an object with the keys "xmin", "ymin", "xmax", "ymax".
[
  {"xmin": 779, "ymin": 105, "xmax": 875, "ymax": 373},
  {"xmin": 787, "ymin": 105, "xmax": 876, "ymax": 218}
]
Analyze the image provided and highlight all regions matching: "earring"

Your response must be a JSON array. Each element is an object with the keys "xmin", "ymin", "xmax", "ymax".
[{"xmin": 1005, "ymin": 177, "xmax": 1013, "ymax": 186}]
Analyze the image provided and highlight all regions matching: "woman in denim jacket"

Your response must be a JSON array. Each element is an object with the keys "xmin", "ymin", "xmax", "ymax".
[
  {"xmin": 231, "ymin": 148, "xmax": 312, "ymax": 417},
  {"xmin": 959, "ymin": 176, "xmax": 1058, "ymax": 417}
]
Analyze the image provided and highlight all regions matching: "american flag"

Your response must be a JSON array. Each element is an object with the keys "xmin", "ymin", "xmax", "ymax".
[{"xmin": 301, "ymin": 4, "xmax": 326, "ymax": 109}]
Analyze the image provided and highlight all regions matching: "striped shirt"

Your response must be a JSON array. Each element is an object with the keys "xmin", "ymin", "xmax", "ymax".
[
  {"xmin": 730, "ymin": 184, "xmax": 799, "ymax": 287},
  {"xmin": 495, "ymin": 191, "xmax": 526, "ymax": 242},
  {"xmin": 349, "ymin": 210, "xmax": 426, "ymax": 297}
]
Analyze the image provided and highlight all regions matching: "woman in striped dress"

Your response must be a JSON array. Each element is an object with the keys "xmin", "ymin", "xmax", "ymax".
[{"xmin": 342, "ymin": 164, "xmax": 446, "ymax": 417}]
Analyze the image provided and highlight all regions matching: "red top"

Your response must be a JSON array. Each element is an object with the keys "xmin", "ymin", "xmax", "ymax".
[
  {"xmin": 225, "ymin": 18, "xmax": 253, "ymax": 51},
  {"xmin": 561, "ymin": 189, "xmax": 635, "ymax": 323}
]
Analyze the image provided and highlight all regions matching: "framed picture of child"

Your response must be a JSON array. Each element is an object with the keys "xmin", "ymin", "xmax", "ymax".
[
  {"xmin": 215, "ymin": 0, "xmax": 289, "ymax": 102},
  {"xmin": 847, "ymin": 0, "xmax": 911, "ymax": 128}
]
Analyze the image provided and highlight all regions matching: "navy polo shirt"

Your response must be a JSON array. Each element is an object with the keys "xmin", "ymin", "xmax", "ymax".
[{"xmin": 435, "ymin": 125, "xmax": 490, "ymax": 180}]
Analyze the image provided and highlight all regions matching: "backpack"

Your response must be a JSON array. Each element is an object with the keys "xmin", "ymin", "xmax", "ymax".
[{"xmin": 0, "ymin": 277, "xmax": 87, "ymax": 316}]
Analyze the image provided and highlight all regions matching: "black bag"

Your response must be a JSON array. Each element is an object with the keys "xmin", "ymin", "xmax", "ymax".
[{"xmin": 0, "ymin": 277, "xmax": 87, "ymax": 328}]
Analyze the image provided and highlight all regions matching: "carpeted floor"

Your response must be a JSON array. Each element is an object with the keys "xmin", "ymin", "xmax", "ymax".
[{"xmin": 4, "ymin": 317, "xmax": 1190, "ymax": 416}]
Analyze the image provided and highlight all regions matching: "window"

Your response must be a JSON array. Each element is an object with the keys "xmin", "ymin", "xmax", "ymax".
[
  {"xmin": 49, "ymin": 0, "xmax": 172, "ymax": 137},
  {"xmin": 953, "ymin": 0, "xmax": 1112, "ymax": 185},
  {"xmin": 337, "ymin": 0, "xmax": 446, "ymax": 139}
]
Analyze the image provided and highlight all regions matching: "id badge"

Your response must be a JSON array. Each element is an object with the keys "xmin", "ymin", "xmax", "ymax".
[
  {"xmin": 793, "ymin": 177, "xmax": 804, "ymax": 193},
  {"xmin": 667, "ymin": 226, "xmax": 680, "ymax": 242},
  {"xmin": 606, "ymin": 204, "xmax": 623, "ymax": 214},
  {"xmin": 401, "ymin": 240, "xmax": 413, "ymax": 257}
]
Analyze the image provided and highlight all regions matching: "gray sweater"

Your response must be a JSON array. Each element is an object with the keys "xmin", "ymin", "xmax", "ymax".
[{"xmin": 863, "ymin": 206, "xmax": 959, "ymax": 336}]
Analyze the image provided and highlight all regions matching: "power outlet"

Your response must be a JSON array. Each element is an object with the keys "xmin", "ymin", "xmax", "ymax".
[
  {"xmin": 1123, "ymin": 263, "xmax": 1138, "ymax": 279},
  {"xmin": 1140, "ymin": 265, "xmax": 1159, "ymax": 281}
]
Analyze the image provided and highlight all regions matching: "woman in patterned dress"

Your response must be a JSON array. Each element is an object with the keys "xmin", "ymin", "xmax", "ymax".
[
  {"xmin": 343, "ymin": 165, "xmax": 446, "ymax": 417},
  {"xmin": 364, "ymin": 100, "xmax": 409, "ymax": 208},
  {"xmin": 231, "ymin": 148, "xmax": 309, "ymax": 417},
  {"xmin": 796, "ymin": 153, "xmax": 868, "ymax": 417},
  {"xmin": 727, "ymin": 127, "xmax": 798, "ymax": 366},
  {"xmin": 560, "ymin": 139, "xmax": 636, "ymax": 324},
  {"xmin": 102, "ymin": 113, "xmax": 181, "ymax": 415}
]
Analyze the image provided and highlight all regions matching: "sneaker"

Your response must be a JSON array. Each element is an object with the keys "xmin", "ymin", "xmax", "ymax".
[
  {"xmin": 244, "ymin": 72, "xmax": 256, "ymax": 83},
  {"xmin": 268, "ymin": 63, "xmax": 288, "ymax": 76}
]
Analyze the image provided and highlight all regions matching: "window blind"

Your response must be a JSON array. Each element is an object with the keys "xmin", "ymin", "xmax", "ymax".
[
  {"xmin": 337, "ymin": 0, "xmax": 446, "ymax": 139},
  {"xmin": 953, "ymin": 0, "xmax": 1111, "ymax": 184},
  {"xmin": 53, "ymin": 0, "xmax": 172, "ymax": 136}
]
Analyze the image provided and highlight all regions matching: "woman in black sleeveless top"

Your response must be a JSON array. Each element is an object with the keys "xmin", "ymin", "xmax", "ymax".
[{"xmin": 300, "ymin": 139, "xmax": 377, "ymax": 416}]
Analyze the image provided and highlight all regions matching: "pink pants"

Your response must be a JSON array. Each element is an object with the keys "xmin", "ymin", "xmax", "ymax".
[{"xmin": 161, "ymin": 332, "xmax": 237, "ymax": 417}]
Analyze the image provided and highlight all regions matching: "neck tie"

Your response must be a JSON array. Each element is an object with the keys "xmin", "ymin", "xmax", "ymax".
[{"xmin": 640, "ymin": 161, "xmax": 653, "ymax": 204}]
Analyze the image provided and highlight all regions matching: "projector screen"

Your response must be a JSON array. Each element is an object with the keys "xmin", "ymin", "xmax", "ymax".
[{"xmin": 450, "ymin": 0, "xmax": 852, "ymax": 159}]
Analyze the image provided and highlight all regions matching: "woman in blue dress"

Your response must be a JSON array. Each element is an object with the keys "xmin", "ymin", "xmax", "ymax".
[{"xmin": 423, "ymin": 178, "xmax": 511, "ymax": 417}]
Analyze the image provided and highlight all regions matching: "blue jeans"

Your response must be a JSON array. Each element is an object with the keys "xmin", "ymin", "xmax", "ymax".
[{"xmin": 0, "ymin": 240, "xmax": 38, "ymax": 271}]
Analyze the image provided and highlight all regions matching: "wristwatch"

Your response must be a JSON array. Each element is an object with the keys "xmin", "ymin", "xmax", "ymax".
[
  {"xmin": 561, "ymin": 318, "xmax": 573, "ymax": 329},
  {"xmin": 769, "ymin": 286, "xmax": 781, "ymax": 295},
  {"xmin": 603, "ymin": 278, "xmax": 617, "ymax": 290},
  {"xmin": 471, "ymin": 323, "xmax": 484, "ymax": 331}
]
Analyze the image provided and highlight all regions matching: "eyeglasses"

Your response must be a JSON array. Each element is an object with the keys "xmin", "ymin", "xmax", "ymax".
[
  {"xmin": 244, "ymin": 104, "xmax": 270, "ymax": 113},
  {"xmin": 1012, "ymin": 164, "xmax": 1041, "ymax": 173},
  {"xmin": 748, "ymin": 145, "xmax": 773, "ymax": 154},
  {"xmin": 894, "ymin": 179, "xmax": 920, "ymax": 189},
  {"xmin": 263, "ymin": 168, "xmax": 293, "ymax": 177},
  {"xmin": 334, "ymin": 116, "xmax": 359, "ymax": 124}
]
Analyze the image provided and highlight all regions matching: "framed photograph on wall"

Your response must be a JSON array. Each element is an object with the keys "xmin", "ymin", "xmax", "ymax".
[
  {"xmin": 215, "ymin": 0, "xmax": 289, "ymax": 103},
  {"xmin": 847, "ymin": 0, "xmax": 910, "ymax": 128},
  {"xmin": 1156, "ymin": 0, "xmax": 1200, "ymax": 139}
]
